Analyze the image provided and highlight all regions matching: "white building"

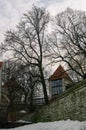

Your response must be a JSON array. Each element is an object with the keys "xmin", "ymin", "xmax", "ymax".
[{"xmin": 33, "ymin": 65, "xmax": 72, "ymax": 105}]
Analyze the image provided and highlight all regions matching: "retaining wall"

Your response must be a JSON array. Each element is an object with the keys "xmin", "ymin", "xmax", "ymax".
[{"xmin": 33, "ymin": 80, "xmax": 86, "ymax": 122}]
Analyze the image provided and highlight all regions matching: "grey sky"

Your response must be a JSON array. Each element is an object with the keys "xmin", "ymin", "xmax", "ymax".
[{"xmin": 0, "ymin": 0, "xmax": 86, "ymax": 51}]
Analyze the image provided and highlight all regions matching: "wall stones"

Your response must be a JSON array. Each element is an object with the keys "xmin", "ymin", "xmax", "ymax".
[{"xmin": 34, "ymin": 80, "xmax": 86, "ymax": 122}]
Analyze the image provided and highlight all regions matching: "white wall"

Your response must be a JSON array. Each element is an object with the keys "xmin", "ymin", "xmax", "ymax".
[{"xmin": 34, "ymin": 79, "xmax": 50, "ymax": 99}]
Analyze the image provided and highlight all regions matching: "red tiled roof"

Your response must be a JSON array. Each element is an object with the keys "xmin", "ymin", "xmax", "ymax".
[
  {"xmin": 49, "ymin": 65, "xmax": 71, "ymax": 81},
  {"xmin": 0, "ymin": 61, "xmax": 3, "ymax": 69}
]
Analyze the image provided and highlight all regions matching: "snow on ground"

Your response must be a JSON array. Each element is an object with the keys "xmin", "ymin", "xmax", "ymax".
[{"xmin": 1, "ymin": 120, "xmax": 86, "ymax": 130}]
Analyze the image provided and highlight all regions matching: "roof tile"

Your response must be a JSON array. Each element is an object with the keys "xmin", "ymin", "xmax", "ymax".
[{"xmin": 49, "ymin": 65, "xmax": 71, "ymax": 81}]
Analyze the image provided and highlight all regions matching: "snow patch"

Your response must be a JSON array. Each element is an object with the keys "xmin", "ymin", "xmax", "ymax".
[{"xmin": 2, "ymin": 119, "xmax": 86, "ymax": 130}]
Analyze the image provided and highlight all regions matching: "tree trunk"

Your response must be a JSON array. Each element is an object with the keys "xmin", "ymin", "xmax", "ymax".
[
  {"xmin": 30, "ymin": 85, "xmax": 34, "ymax": 112},
  {"xmin": 39, "ymin": 65, "xmax": 49, "ymax": 104}
]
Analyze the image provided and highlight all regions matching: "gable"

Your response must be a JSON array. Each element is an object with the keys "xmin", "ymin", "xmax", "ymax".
[{"xmin": 49, "ymin": 65, "xmax": 71, "ymax": 81}]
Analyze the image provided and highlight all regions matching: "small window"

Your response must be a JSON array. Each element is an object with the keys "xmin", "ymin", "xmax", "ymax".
[{"xmin": 51, "ymin": 79, "xmax": 63, "ymax": 95}]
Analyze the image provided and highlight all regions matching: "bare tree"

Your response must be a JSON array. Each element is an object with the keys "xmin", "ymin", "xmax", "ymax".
[
  {"xmin": 49, "ymin": 8, "xmax": 86, "ymax": 80},
  {"xmin": 2, "ymin": 59, "xmax": 41, "ymax": 114},
  {"xmin": 1, "ymin": 6, "xmax": 49, "ymax": 104},
  {"xmin": 17, "ymin": 64, "xmax": 40, "ymax": 111},
  {"xmin": 2, "ymin": 60, "xmax": 25, "ymax": 106}
]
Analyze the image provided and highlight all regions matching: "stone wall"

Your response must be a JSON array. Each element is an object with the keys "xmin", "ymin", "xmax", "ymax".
[{"xmin": 33, "ymin": 80, "xmax": 86, "ymax": 122}]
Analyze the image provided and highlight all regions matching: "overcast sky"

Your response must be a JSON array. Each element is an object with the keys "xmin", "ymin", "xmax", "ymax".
[
  {"xmin": 1, "ymin": 0, "xmax": 86, "ymax": 42},
  {"xmin": 0, "ymin": 0, "xmax": 86, "ymax": 60}
]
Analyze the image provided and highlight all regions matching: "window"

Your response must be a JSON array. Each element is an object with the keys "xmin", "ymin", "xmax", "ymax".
[
  {"xmin": 33, "ymin": 98, "xmax": 45, "ymax": 105},
  {"xmin": 51, "ymin": 79, "xmax": 63, "ymax": 96}
]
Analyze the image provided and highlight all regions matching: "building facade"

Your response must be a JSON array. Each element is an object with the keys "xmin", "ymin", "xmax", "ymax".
[
  {"xmin": 49, "ymin": 65, "xmax": 72, "ymax": 98},
  {"xmin": 33, "ymin": 65, "xmax": 72, "ymax": 104}
]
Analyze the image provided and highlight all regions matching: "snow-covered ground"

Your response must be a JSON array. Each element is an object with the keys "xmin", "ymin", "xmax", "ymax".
[{"xmin": 1, "ymin": 120, "xmax": 86, "ymax": 130}]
